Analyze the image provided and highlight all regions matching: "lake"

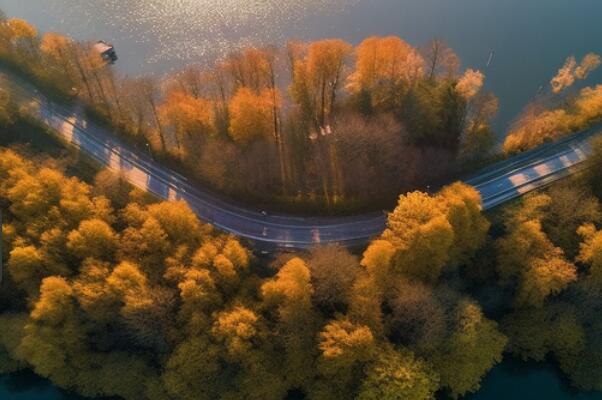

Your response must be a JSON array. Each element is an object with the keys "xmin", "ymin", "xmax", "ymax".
[
  {"xmin": 1, "ymin": 0, "xmax": 602, "ymax": 132},
  {"xmin": 0, "ymin": 370, "xmax": 86, "ymax": 400},
  {"xmin": 2, "ymin": 360, "xmax": 602, "ymax": 400},
  {"xmin": 1, "ymin": 0, "xmax": 602, "ymax": 398},
  {"xmin": 467, "ymin": 360, "xmax": 602, "ymax": 400}
]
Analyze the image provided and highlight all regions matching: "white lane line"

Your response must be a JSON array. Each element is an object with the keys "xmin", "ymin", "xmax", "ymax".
[
  {"xmin": 534, "ymin": 163, "xmax": 551, "ymax": 176},
  {"xmin": 509, "ymin": 173, "xmax": 528, "ymax": 186}
]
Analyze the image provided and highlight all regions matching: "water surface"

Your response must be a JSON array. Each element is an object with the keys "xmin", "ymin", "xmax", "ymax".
[
  {"xmin": 1, "ymin": 0, "xmax": 602, "ymax": 131},
  {"xmin": 0, "ymin": 370, "xmax": 87, "ymax": 400},
  {"xmin": 467, "ymin": 360, "xmax": 602, "ymax": 400}
]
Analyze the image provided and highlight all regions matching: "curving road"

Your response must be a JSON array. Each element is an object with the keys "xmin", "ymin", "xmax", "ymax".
[{"xmin": 2, "ymin": 71, "xmax": 599, "ymax": 249}]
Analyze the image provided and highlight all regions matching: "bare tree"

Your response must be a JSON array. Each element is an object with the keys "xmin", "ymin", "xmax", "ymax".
[{"xmin": 422, "ymin": 39, "xmax": 460, "ymax": 79}]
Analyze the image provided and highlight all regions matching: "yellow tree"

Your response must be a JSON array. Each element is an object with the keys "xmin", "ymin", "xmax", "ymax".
[
  {"xmin": 0, "ymin": 314, "xmax": 28, "ymax": 373},
  {"xmin": 6, "ymin": 18, "xmax": 37, "ymax": 57},
  {"xmin": 261, "ymin": 257, "xmax": 319, "ymax": 388},
  {"xmin": 577, "ymin": 223, "xmax": 602, "ymax": 286},
  {"xmin": 211, "ymin": 307, "xmax": 288, "ymax": 399},
  {"xmin": 455, "ymin": 69, "xmax": 484, "ymax": 100},
  {"xmin": 228, "ymin": 87, "xmax": 279, "ymax": 146},
  {"xmin": 66, "ymin": 219, "xmax": 118, "ymax": 261},
  {"xmin": 349, "ymin": 36, "xmax": 425, "ymax": 107},
  {"xmin": 7, "ymin": 246, "xmax": 47, "ymax": 296},
  {"xmin": 348, "ymin": 273, "xmax": 386, "ymax": 336},
  {"xmin": 459, "ymin": 92, "xmax": 499, "ymax": 164},
  {"xmin": 312, "ymin": 318, "xmax": 375, "ymax": 400},
  {"xmin": 18, "ymin": 275, "xmax": 160, "ymax": 399},
  {"xmin": 382, "ymin": 191, "xmax": 454, "ymax": 283},
  {"xmin": 16, "ymin": 276, "xmax": 88, "ymax": 391},
  {"xmin": 358, "ymin": 346, "xmax": 439, "ymax": 400},
  {"xmin": 289, "ymin": 39, "xmax": 352, "ymax": 127},
  {"xmin": 118, "ymin": 217, "xmax": 170, "ymax": 278},
  {"xmin": 440, "ymin": 183, "xmax": 490, "ymax": 265},
  {"xmin": 39, "ymin": 33, "xmax": 76, "ymax": 87},
  {"xmin": 359, "ymin": 239, "xmax": 396, "ymax": 292},
  {"xmin": 551, "ymin": 53, "xmax": 601, "ymax": 94},
  {"xmin": 211, "ymin": 306, "xmax": 262, "ymax": 362},
  {"xmin": 221, "ymin": 46, "xmax": 289, "ymax": 191},
  {"xmin": 503, "ymin": 107, "xmax": 571, "ymax": 154},
  {"xmin": 497, "ymin": 195, "xmax": 577, "ymax": 308},
  {"xmin": 159, "ymin": 90, "xmax": 215, "ymax": 154},
  {"xmin": 143, "ymin": 200, "xmax": 208, "ymax": 248},
  {"xmin": 572, "ymin": 85, "xmax": 602, "ymax": 127},
  {"xmin": 222, "ymin": 47, "xmax": 275, "ymax": 92},
  {"xmin": 190, "ymin": 237, "xmax": 251, "ymax": 294},
  {"xmin": 162, "ymin": 335, "xmax": 223, "ymax": 400},
  {"xmin": 379, "ymin": 183, "xmax": 488, "ymax": 284}
]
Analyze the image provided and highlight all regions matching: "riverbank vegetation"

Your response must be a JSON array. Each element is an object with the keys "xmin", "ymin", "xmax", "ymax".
[
  {"xmin": 0, "ymin": 12, "xmax": 499, "ymax": 213},
  {"xmin": 504, "ymin": 53, "xmax": 602, "ymax": 153}
]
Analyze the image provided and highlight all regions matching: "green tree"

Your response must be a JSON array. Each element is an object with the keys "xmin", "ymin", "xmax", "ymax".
[
  {"xmin": 577, "ymin": 223, "xmax": 602, "ymax": 286},
  {"xmin": 358, "ymin": 346, "xmax": 439, "ymax": 400},
  {"xmin": 502, "ymin": 305, "xmax": 585, "ymax": 381},
  {"xmin": 0, "ymin": 313, "xmax": 28, "ymax": 373},
  {"xmin": 0, "ymin": 81, "xmax": 16, "ymax": 126},
  {"xmin": 401, "ymin": 79, "xmax": 466, "ymax": 150},
  {"xmin": 586, "ymin": 136, "xmax": 602, "ymax": 199},
  {"xmin": 211, "ymin": 306, "xmax": 288, "ymax": 400},
  {"xmin": 431, "ymin": 300, "xmax": 507, "ymax": 398},
  {"xmin": 261, "ymin": 257, "xmax": 319, "ymax": 388},
  {"xmin": 542, "ymin": 184, "xmax": 602, "ymax": 258},
  {"xmin": 162, "ymin": 335, "xmax": 223, "ymax": 400},
  {"xmin": 311, "ymin": 318, "xmax": 375, "ymax": 399},
  {"xmin": 497, "ymin": 203, "xmax": 577, "ymax": 308}
]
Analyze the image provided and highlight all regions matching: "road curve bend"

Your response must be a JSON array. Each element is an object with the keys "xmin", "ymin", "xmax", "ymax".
[{"xmin": 3, "ymin": 72, "xmax": 599, "ymax": 249}]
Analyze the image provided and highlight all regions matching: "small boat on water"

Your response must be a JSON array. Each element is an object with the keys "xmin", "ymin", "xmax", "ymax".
[{"xmin": 93, "ymin": 41, "xmax": 118, "ymax": 64}]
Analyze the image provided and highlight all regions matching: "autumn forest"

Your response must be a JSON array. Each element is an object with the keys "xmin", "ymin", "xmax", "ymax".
[{"xmin": 1, "ymin": 10, "xmax": 602, "ymax": 400}]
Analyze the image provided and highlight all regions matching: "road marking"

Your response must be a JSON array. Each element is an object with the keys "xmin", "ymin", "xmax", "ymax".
[
  {"xmin": 509, "ymin": 173, "xmax": 528, "ymax": 186},
  {"xmin": 534, "ymin": 164, "xmax": 551, "ymax": 176}
]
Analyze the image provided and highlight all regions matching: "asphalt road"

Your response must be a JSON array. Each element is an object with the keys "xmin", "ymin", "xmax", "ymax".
[{"xmin": 2, "ymin": 72, "xmax": 599, "ymax": 249}]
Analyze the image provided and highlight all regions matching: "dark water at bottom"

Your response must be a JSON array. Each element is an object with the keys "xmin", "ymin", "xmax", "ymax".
[
  {"xmin": 467, "ymin": 359, "xmax": 602, "ymax": 400},
  {"xmin": 2, "ymin": 359, "xmax": 602, "ymax": 399},
  {"xmin": 0, "ymin": 370, "xmax": 86, "ymax": 399}
]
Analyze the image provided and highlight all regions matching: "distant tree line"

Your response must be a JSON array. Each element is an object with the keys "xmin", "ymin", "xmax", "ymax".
[
  {"xmin": 0, "ymin": 12, "xmax": 499, "ymax": 212},
  {"xmin": 504, "ymin": 53, "xmax": 602, "ymax": 153}
]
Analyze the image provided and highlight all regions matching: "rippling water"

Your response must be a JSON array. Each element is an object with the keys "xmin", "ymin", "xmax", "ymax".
[
  {"xmin": 0, "ymin": 0, "xmax": 358, "ymax": 69},
  {"xmin": 2, "ymin": 0, "xmax": 602, "ymax": 131},
  {"xmin": 0, "ymin": 0, "xmax": 602, "ymax": 131}
]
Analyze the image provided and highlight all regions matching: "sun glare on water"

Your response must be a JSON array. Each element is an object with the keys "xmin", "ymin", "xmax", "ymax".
[{"xmin": 55, "ymin": 0, "xmax": 357, "ymax": 66}]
